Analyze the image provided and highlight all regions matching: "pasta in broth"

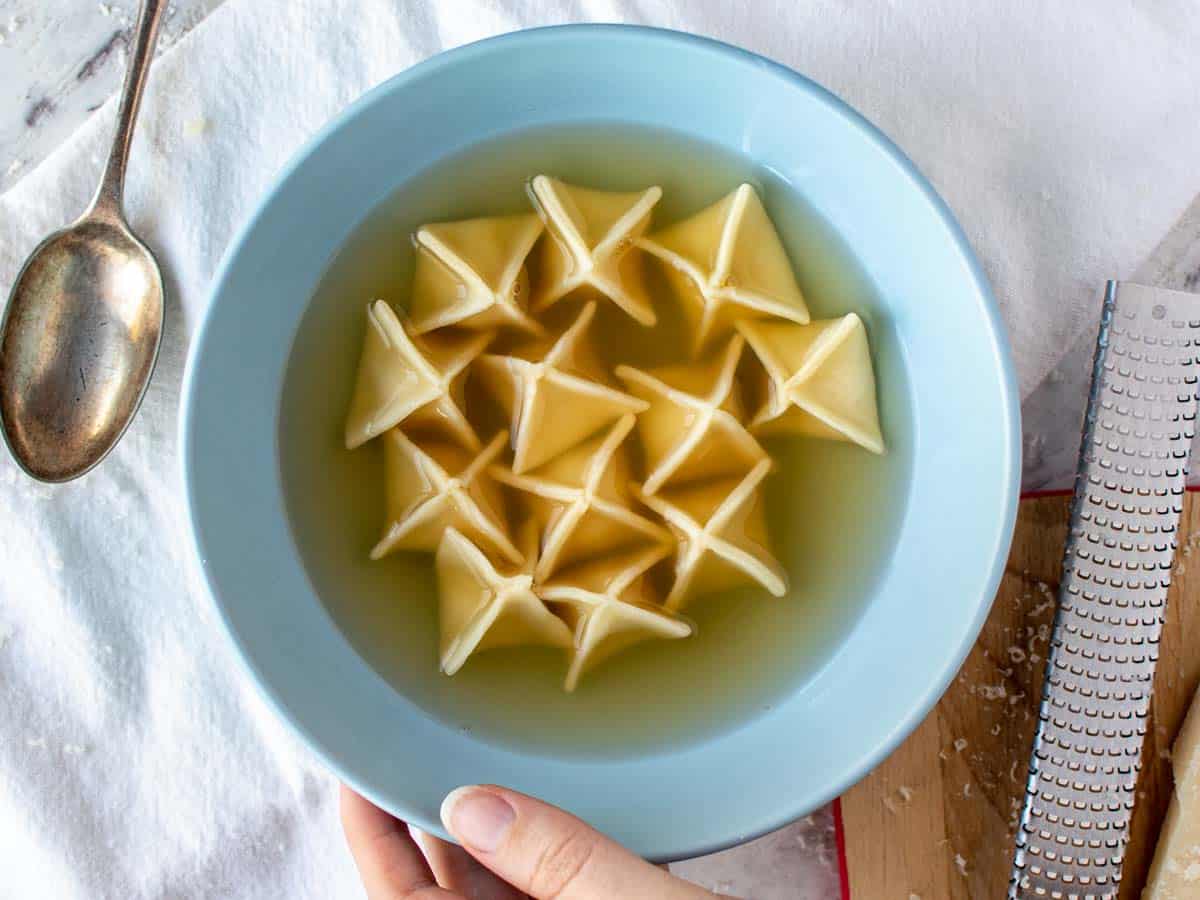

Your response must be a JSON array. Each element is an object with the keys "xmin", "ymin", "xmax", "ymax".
[{"xmin": 342, "ymin": 176, "xmax": 884, "ymax": 691}]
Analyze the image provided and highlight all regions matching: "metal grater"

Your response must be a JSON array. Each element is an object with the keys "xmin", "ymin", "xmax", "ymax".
[{"xmin": 1009, "ymin": 281, "xmax": 1200, "ymax": 898}]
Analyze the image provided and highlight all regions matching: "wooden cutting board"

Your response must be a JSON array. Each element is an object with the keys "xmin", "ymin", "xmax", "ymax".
[{"xmin": 840, "ymin": 492, "xmax": 1200, "ymax": 899}]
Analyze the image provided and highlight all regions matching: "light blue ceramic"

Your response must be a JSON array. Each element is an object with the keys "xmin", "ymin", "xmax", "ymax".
[{"xmin": 181, "ymin": 25, "xmax": 1019, "ymax": 861}]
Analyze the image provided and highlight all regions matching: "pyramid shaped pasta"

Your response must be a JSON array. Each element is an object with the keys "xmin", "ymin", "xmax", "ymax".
[
  {"xmin": 616, "ymin": 334, "xmax": 767, "ymax": 495},
  {"xmin": 344, "ymin": 300, "xmax": 491, "ymax": 449},
  {"xmin": 528, "ymin": 176, "xmax": 661, "ymax": 326},
  {"xmin": 491, "ymin": 414, "xmax": 671, "ymax": 581},
  {"xmin": 637, "ymin": 459, "xmax": 786, "ymax": 611},
  {"xmin": 435, "ymin": 525, "xmax": 572, "ymax": 676},
  {"xmin": 338, "ymin": 177, "xmax": 893, "ymax": 691},
  {"xmin": 738, "ymin": 314, "xmax": 885, "ymax": 454},
  {"xmin": 372, "ymin": 429, "xmax": 521, "ymax": 564},
  {"xmin": 408, "ymin": 214, "xmax": 545, "ymax": 336},
  {"xmin": 473, "ymin": 301, "xmax": 648, "ymax": 474},
  {"xmin": 639, "ymin": 183, "xmax": 809, "ymax": 353},
  {"xmin": 541, "ymin": 544, "xmax": 691, "ymax": 691}
]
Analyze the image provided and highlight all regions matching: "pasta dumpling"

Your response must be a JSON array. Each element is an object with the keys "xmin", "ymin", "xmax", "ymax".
[
  {"xmin": 435, "ymin": 525, "xmax": 572, "ymax": 676},
  {"xmin": 339, "ymin": 175, "xmax": 889, "ymax": 692},
  {"xmin": 474, "ymin": 301, "xmax": 647, "ymax": 474},
  {"xmin": 408, "ymin": 214, "xmax": 545, "ymax": 336},
  {"xmin": 540, "ymin": 544, "xmax": 691, "ymax": 691},
  {"xmin": 372, "ymin": 429, "xmax": 521, "ymax": 565},
  {"xmin": 490, "ymin": 414, "xmax": 670, "ymax": 581},
  {"xmin": 639, "ymin": 184, "xmax": 809, "ymax": 354},
  {"xmin": 738, "ymin": 314, "xmax": 885, "ymax": 454},
  {"xmin": 616, "ymin": 334, "xmax": 766, "ymax": 495},
  {"xmin": 528, "ymin": 176, "xmax": 661, "ymax": 326},
  {"xmin": 637, "ymin": 459, "xmax": 786, "ymax": 611},
  {"xmin": 343, "ymin": 300, "xmax": 491, "ymax": 450}
]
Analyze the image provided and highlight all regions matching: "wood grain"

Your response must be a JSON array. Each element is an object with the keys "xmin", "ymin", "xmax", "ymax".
[{"xmin": 841, "ymin": 493, "xmax": 1200, "ymax": 898}]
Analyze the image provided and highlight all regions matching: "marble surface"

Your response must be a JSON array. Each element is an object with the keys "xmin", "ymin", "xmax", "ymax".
[
  {"xmin": 0, "ymin": 0, "xmax": 224, "ymax": 191},
  {"xmin": 1020, "ymin": 193, "xmax": 1200, "ymax": 492},
  {"xmin": 3, "ymin": 2, "xmax": 1198, "ymax": 898}
]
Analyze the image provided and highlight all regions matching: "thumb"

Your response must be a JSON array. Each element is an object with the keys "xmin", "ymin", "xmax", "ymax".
[{"xmin": 440, "ymin": 785, "xmax": 716, "ymax": 900}]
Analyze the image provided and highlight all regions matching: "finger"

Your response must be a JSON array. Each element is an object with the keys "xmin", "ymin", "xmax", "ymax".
[
  {"xmin": 409, "ymin": 825, "xmax": 526, "ymax": 900},
  {"xmin": 340, "ymin": 784, "xmax": 461, "ymax": 899},
  {"xmin": 441, "ymin": 785, "xmax": 715, "ymax": 900}
]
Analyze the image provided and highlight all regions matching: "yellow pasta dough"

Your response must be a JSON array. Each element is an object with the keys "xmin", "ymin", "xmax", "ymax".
[
  {"xmin": 490, "ymin": 414, "xmax": 670, "ymax": 581},
  {"xmin": 540, "ymin": 544, "xmax": 691, "ymax": 691},
  {"xmin": 435, "ymin": 525, "xmax": 572, "ymax": 676},
  {"xmin": 474, "ymin": 301, "xmax": 647, "ymax": 474},
  {"xmin": 739, "ymin": 313, "xmax": 885, "ymax": 454},
  {"xmin": 528, "ymin": 175, "xmax": 661, "ymax": 326},
  {"xmin": 616, "ymin": 334, "xmax": 766, "ymax": 495},
  {"xmin": 343, "ymin": 300, "xmax": 491, "ymax": 450},
  {"xmin": 340, "ymin": 178, "xmax": 884, "ymax": 690},
  {"xmin": 638, "ymin": 459, "xmax": 787, "ymax": 611},
  {"xmin": 372, "ymin": 429, "xmax": 521, "ymax": 565},
  {"xmin": 639, "ymin": 183, "xmax": 809, "ymax": 354},
  {"xmin": 409, "ymin": 214, "xmax": 545, "ymax": 336}
]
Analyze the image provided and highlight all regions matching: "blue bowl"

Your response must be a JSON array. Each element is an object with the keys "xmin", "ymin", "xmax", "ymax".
[{"xmin": 181, "ymin": 25, "xmax": 1019, "ymax": 860}]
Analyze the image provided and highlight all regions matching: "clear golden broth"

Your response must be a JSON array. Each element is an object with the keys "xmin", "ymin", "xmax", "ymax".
[{"xmin": 280, "ymin": 122, "xmax": 913, "ymax": 758}]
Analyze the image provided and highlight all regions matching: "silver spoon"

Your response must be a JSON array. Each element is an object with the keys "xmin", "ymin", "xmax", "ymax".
[{"xmin": 0, "ymin": 0, "xmax": 165, "ymax": 483}]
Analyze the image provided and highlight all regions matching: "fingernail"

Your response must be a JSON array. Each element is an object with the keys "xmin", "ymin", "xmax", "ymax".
[{"xmin": 441, "ymin": 786, "xmax": 515, "ymax": 853}]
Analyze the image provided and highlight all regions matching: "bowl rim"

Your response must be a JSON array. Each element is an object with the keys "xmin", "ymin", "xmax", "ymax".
[{"xmin": 181, "ymin": 22, "xmax": 1021, "ymax": 861}]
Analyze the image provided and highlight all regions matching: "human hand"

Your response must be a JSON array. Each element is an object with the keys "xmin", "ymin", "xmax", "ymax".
[{"xmin": 341, "ymin": 783, "xmax": 730, "ymax": 899}]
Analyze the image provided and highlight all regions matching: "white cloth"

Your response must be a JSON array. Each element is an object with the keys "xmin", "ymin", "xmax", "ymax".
[{"xmin": 2, "ymin": 2, "xmax": 1198, "ymax": 897}]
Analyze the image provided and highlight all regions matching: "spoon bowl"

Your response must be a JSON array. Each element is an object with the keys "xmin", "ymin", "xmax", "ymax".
[{"xmin": 0, "ymin": 217, "xmax": 163, "ymax": 481}]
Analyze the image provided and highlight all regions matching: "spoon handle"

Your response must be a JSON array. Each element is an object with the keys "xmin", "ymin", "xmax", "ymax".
[{"xmin": 88, "ymin": 0, "xmax": 166, "ymax": 221}]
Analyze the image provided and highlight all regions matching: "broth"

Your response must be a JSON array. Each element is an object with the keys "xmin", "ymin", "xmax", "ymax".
[{"xmin": 280, "ymin": 122, "xmax": 913, "ymax": 758}]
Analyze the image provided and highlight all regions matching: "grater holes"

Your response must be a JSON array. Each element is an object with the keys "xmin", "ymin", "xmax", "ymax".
[{"xmin": 1011, "ymin": 291, "xmax": 1200, "ymax": 900}]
